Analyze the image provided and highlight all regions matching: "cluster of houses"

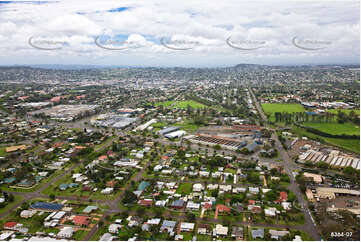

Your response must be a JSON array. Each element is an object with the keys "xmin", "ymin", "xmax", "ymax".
[{"xmin": 1, "ymin": 201, "xmax": 99, "ymax": 240}]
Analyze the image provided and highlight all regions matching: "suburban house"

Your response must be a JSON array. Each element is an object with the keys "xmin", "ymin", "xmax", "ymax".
[
  {"xmin": 72, "ymin": 215, "xmax": 89, "ymax": 227},
  {"xmin": 251, "ymin": 228, "xmax": 264, "ymax": 239},
  {"xmin": 186, "ymin": 201, "xmax": 200, "ymax": 210},
  {"xmin": 231, "ymin": 226, "xmax": 243, "ymax": 240},
  {"xmin": 138, "ymin": 199, "xmax": 153, "ymax": 207},
  {"xmin": 109, "ymin": 224, "xmax": 122, "ymax": 234},
  {"xmin": 269, "ymin": 230, "xmax": 290, "ymax": 240},
  {"xmin": 160, "ymin": 220, "xmax": 177, "ymax": 233},
  {"xmin": 216, "ymin": 204, "xmax": 231, "ymax": 214},
  {"xmin": 170, "ymin": 200, "xmax": 185, "ymax": 209},
  {"xmin": 213, "ymin": 224, "xmax": 228, "ymax": 237},
  {"xmin": 57, "ymin": 227, "xmax": 74, "ymax": 239},
  {"xmin": 180, "ymin": 222, "xmax": 195, "ymax": 232}
]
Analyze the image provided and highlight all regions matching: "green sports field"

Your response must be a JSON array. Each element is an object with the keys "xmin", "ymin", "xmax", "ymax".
[
  {"xmin": 327, "ymin": 109, "xmax": 360, "ymax": 116},
  {"xmin": 175, "ymin": 100, "xmax": 206, "ymax": 109},
  {"xmin": 262, "ymin": 103, "xmax": 305, "ymax": 122},
  {"xmin": 155, "ymin": 100, "xmax": 206, "ymax": 109},
  {"xmin": 154, "ymin": 100, "xmax": 175, "ymax": 107}
]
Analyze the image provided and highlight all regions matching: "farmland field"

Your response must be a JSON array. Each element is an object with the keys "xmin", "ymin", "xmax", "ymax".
[
  {"xmin": 262, "ymin": 103, "xmax": 305, "ymax": 121},
  {"xmin": 303, "ymin": 122, "xmax": 360, "ymax": 136}
]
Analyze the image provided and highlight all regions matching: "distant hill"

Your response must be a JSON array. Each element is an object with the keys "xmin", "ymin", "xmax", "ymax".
[{"xmin": 29, "ymin": 64, "xmax": 127, "ymax": 70}]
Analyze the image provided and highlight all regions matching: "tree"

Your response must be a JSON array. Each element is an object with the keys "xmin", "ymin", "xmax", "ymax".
[
  {"xmin": 186, "ymin": 212, "xmax": 196, "ymax": 222},
  {"xmin": 122, "ymin": 190, "xmax": 137, "ymax": 204},
  {"xmin": 316, "ymin": 162, "xmax": 329, "ymax": 169},
  {"xmin": 211, "ymin": 189, "xmax": 219, "ymax": 198},
  {"xmin": 8, "ymin": 194, "xmax": 14, "ymax": 202},
  {"xmin": 49, "ymin": 194, "xmax": 55, "ymax": 200},
  {"xmin": 213, "ymin": 144, "xmax": 221, "ymax": 150},
  {"xmin": 136, "ymin": 207, "xmax": 145, "ymax": 216}
]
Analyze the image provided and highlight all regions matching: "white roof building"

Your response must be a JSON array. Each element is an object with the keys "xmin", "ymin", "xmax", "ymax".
[
  {"xmin": 109, "ymin": 224, "xmax": 122, "ymax": 234},
  {"xmin": 265, "ymin": 207, "xmax": 278, "ymax": 217},
  {"xmin": 207, "ymin": 184, "xmax": 219, "ymax": 190},
  {"xmin": 186, "ymin": 201, "xmax": 200, "ymax": 210},
  {"xmin": 219, "ymin": 185, "xmax": 232, "ymax": 192},
  {"xmin": 281, "ymin": 202, "xmax": 292, "ymax": 210},
  {"xmin": 180, "ymin": 222, "xmax": 195, "ymax": 232},
  {"xmin": 100, "ymin": 233, "xmax": 114, "ymax": 241},
  {"xmin": 57, "ymin": 227, "xmax": 74, "ymax": 239},
  {"xmin": 20, "ymin": 210, "xmax": 37, "ymax": 218},
  {"xmin": 193, "ymin": 183, "xmax": 204, "ymax": 192},
  {"xmin": 146, "ymin": 218, "xmax": 161, "ymax": 225},
  {"xmin": 155, "ymin": 200, "xmax": 167, "ymax": 207},
  {"xmin": 249, "ymin": 187, "xmax": 259, "ymax": 194},
  {"xmin": 101, "ymin": 187, "xmax": 114, "ymax": 194},
  {"xmin": 214, "ymin": 224, "xmax": 228, "ymax": 236}
]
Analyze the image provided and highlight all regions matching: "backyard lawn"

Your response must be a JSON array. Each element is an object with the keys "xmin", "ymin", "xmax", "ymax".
[
  {"xmin": 176, "ymin": 183, "xmax": 192, "ymax": 194},
  {"xmin": 0, "ymin": 195, "xmax": 23, "ymax": 214}
]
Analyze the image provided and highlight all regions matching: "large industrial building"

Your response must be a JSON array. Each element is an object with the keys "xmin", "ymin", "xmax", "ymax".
[
  {"xmin": 298, "ymin": 149, "xmax": 360, "ymax": 170},
  {"xmin": 158, "ymin": 126, "xmax": 180, "ymax": 136},
  {"xmin": 91, "ymin": 113, "xmax": 137, "ymax": 129},
  {"xmin": 184, "ymin": 133, "xmax": 248, "ymax": 151},
  {"xmin": 316, "ymin": 187, "xmax": 360, "ymax": 200}
]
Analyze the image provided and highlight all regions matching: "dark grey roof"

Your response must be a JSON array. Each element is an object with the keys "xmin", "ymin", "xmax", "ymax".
[{"xmin": 246, "ymin": 142, "xmax": 258, "ymax": 152}]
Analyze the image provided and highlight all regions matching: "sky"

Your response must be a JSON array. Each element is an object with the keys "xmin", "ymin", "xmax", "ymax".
[{"xmin": 0, "ymin": 0, "xmax": 359, "ymax": 67}]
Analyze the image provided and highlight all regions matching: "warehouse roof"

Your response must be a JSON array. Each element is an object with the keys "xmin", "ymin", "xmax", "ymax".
[{"xmin": 30, "ymin": 202, "xmax": 64, "ymax": 211}]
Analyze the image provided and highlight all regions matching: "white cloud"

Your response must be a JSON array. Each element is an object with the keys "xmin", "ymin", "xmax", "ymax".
[{"xmin": 0, "ymin": 0, "xmax": 359, "ymax": 66}]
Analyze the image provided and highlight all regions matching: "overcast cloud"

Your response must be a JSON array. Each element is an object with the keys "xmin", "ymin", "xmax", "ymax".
[{"xmin": 0, "ymin": 0, "xmax": 359, "ymax": 67}]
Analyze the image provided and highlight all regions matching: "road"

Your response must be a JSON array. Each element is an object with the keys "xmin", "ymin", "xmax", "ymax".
[{"xmin": 249, "ymin": 87, "xmax": 321, "ymax": 240}]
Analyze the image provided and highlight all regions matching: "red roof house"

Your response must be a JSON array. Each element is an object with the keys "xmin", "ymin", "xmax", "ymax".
[
  {"xmin": 52, "ymin": 142, "xmax": 64, "ymax": 148},
  {"xmin": 98, "ymin": 155, "xmax": 108, "ymax": 162},
  {"xmin": 216, "ymin": 204, "xmax": 231, "ymax": 213},
  {"xmin": 107, "ymin": 150, "xmax": 116, "ymax": 157},
  {"xmin": 76, "ymin": 95, "xmax": 86, "ymax": 100},
  {"xmin": 73, "ymin": 216, "xmax": 89, "ymax": 226},
  {"xmin": 138, "ymin": 199, "xmax": 153, "ymax": 207},
  {"xmin": 4, "ymin": 222, "xmax": 18, "ymax": 230},
  {"xmin": 50, "ymin": 96, "xmax": 61, "ymax": 102},
  {"xmin": 248, "ymin": 200, "xmax": 256, "ymax": 205},
  {"xmin": 204, "ymin": 203, "xmax": 212, "ymax": 210},
  {"xmin": 275, "ymin": 191, "xmax": 288, "ymax": 203}
]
